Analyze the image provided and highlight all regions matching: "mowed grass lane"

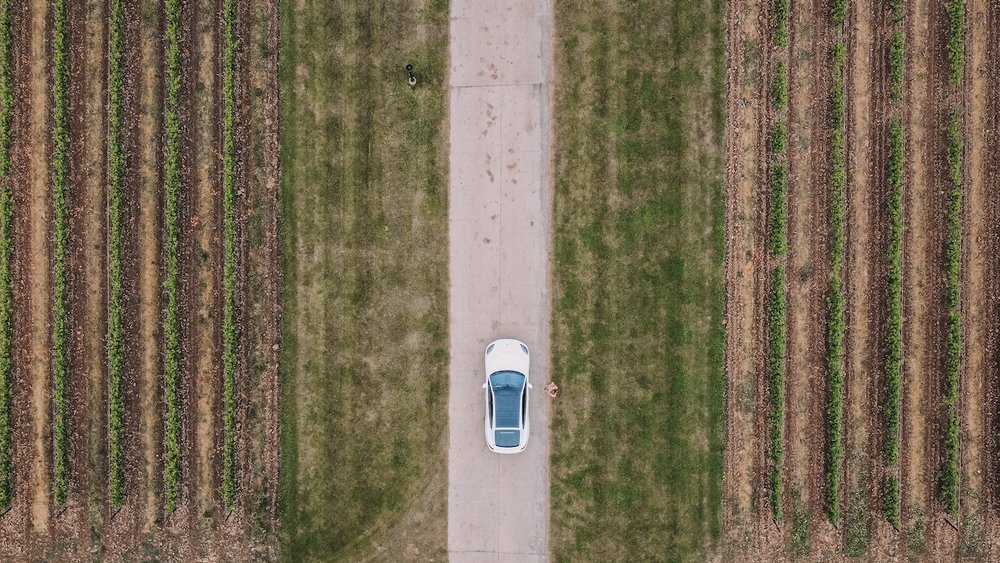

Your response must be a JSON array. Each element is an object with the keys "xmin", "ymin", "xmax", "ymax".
[
  {"xmin": 550, "ymin": 0, "xmax": 726, "ymax": 560},
  {"xmin": 278, "ymin": 1, "xmax": 448, "ymax": 560}
]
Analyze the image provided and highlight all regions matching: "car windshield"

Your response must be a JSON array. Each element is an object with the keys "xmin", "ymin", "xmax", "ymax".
[{"xmin": 490, "ymin": 371, "xmax": 525, "ymax": 428}]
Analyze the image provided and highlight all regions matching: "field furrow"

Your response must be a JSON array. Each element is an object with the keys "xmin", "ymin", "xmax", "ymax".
[
  {"xmin": 842, "ymin": 0, "xmax": 894, "ymax": 555},
  {"xmin": 722, "ymin": 0, "xmax": 767, "ymax": 551},
  {"xmin": 27, "ymin": 0, "xmax": 50, "ymax": 532},
  {"xmin": 63, "ymin": 0, "xmax": 106, "ymax": 542},
  {"xmin": 187, "ymin": 0, "xmax": 221, "ymax": 519}
]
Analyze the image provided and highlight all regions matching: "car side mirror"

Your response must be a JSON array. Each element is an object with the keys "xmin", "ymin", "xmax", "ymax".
[
  {"xmin": 527, "ymin": 383, "xmax": 533, "ymax": 389},
  {"xmin": 482, "ymin": 382, "xmax": 487, "ymax": 389}
]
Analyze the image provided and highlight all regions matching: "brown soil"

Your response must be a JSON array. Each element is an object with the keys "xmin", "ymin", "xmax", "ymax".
[
  {"xmin": 901, "ymin": 0, "xmax": 958, "ymax": 557},
  {"xmin": 842, "ymin": 0, "xmax": 894, "ymax": 557},
  {"xmin": 784, "ymin": 0, "xmax": 838, "ymax": 556},
  {"xmin": 232, "ymin": 0, "xmax": 281, "ymax": 536},
  {"xmin": 190, "ymin": 0, "xmax": 222, "ymax": 521},
  {"xmin": 963, "ymin": 0, "xmax": 1000, "ymax": 558},
  {"xmin": 722, "ymin": 0, "xmax": 767, "ymax": 552},
  {"xmin": 27, "ymin": 0, "xmax": 50, "ymax": 535},
  {"xmin": 0, "ymin": 1, "xmax": 44, "ymax": 558},
  {"xmin": 61, "ymin": 0, "xmax": 107, "ymax": 551},
  {"xmin": 136, "ymin": 0, "xmax": 163, "ymax": 533}
]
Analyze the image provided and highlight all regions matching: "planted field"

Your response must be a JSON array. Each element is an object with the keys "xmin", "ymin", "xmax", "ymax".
[
  {"xmin": 0, "ymin": 0, "xmax": 280, "ymax": 558},
  {"xmin": 724, "ymin": 0, "xmax": 1000, "ymax": 558}
]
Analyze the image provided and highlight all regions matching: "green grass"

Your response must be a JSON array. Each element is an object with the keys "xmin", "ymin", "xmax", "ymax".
[
  {"xmin": 51, "ymin": 0, "xmax": 69, "ymax": 508},
  {"xmin": 550, "ymin": 0, "xmax": 725, "ymax": 559},
  {"xmin": 162, "ymin": 0, "xmax": 181, "ymax": 513},
  {"xmin": 278, "ymin": 1, "xmax": 449, "ymax": 560},
  {"xmin": 107, "ymin": 0, "xmax": 126, "ymax": 509},
  {"xmin": 221, "ymin": 0, "xmax": 237, "ymax": 512},
  {"xmin": 941, "ymin": 109, "xmax": 962, "ymax": 515},
  {"xmin": 826, "ymin": 36, "xmax": 846, "ymax": 526},
  {"xmin": 0, "ymin": 0, "xmax": 11, "ymax": 512}
]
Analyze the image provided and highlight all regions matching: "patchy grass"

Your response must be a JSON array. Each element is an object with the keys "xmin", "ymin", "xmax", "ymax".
[
  {"xmin": 278, "ymin": 0, "xmax": 449, "ymax": 560},
  {"xmin": 550, "ymin": 0, "xmax": 726, "ymax": 559}
]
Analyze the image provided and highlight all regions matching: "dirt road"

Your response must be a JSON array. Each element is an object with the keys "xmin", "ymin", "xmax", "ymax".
[{"xmin": 447, "ymin": 1, "xmax": 552, "ymax": 560}]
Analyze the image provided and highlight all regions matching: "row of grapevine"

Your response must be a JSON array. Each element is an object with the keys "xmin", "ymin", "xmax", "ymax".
[
  {"xmin": 825, "ymin": 10, "xmax": 847, "ymax": 525},
  {"xmin": 941, "ymin": 109, "xmax": 962, "ymax": 515},
  {"xmin": 767, "ymin": 0, "xmax": 790, "ymax": 524},
  {"xmin": 0, "ymin": 0, "xmax": 12, "ymax": 512},
  {"xmin": 939, "ymin": 0, "xmax": 965, "ymax": 518},
  {"xmin": 163, "ymin": 0, "xmax": 182, "ymax": 512},
  {"xmin": 51, "ymin": 0, "xmax": 69, "ymax": 508},
  {"xmin": 107, "ymin": 0, "xmax": 126, "ymax": 509},
  {"xmin": 221, "ymin": 0, "xmax": 238, "ymax": 511},
  {"xmin": 883, "ymin": 1, "xmax": 907, "ymax": 529}
]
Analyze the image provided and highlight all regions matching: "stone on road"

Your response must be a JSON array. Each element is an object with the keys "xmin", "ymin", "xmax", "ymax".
[{"xmin": 447, "ymin": 1, "xmax": 552, "ymax": 561}]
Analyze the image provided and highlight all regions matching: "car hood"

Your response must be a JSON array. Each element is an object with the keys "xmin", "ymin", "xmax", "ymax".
[{"xmin": 485, "ymin": 339, "xmax": 530, "ymax": 376}]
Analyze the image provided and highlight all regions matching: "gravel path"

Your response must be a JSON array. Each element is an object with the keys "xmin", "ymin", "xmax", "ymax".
[{"xmin": 447, "ymin": 1, "xmax": 552, "ymax": 561}]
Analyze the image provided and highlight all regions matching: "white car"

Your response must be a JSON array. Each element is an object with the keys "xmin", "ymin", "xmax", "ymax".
[{"xmin": 483, "ymin": 338, "xmax": 531, "ymax": 453}]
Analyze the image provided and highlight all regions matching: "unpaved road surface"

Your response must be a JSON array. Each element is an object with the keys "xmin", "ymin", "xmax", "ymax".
[{"xmin": 448, "ymin": 1, "xmax": 552, "ymax": 560}]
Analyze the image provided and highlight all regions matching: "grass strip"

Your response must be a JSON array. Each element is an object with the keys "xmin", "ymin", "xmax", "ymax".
[
  {"xmin": 107, "ymin": 0, "xmax": 126, "ymax": 508},
  {"xmin": 51, "ymin": 0, "xmax": 69, "ymax": 508},
  {"xmin": 221, "ymin": 0, "xmax": 237, "ymax": 511},
  {"xmin": 941, "ymin": 109, "xmax": 962, "ymax": 515},
  {"xmin": 945, "ymin": 0, "xmax": 965, "ymax": 84},
  {"xmin": 884, "ymin": 116, "xmax": 904, "ymax": 527},
  {"xmin": 825, "ymin": 37, "xmax": 847, "ymax": 526},
  {"xmin": 163, "ymin": 0, "xmax": 182, "ymax": 512},
  {"xmin": 0, "ymin": 0, "xmax": 12, "ymax": 511}
]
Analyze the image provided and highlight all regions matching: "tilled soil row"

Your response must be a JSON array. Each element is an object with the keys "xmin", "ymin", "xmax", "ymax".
[
  {"xmin": 0, "ymin": 1, "xmax": 42, "ymax": 558},
  {"xmin": 722, "ymin": 0, "xmax": 769, "ymax": 554},
  {"xmin": 61, "ymin": 0, "xmax": 107, "ymax": 552},
  {"xmin": 901, "ymin": 0, "xmax": 957, "ymax": 557},
  {"xmin": 784, "ymin": 0, "xmax": 838, "ymax": 554},
  {"xmin": 843, "ymin": 0, "xmax": 894, "ymax": 557},
  {"xmin": 966, "ymin": 0, "xmax": 1000, "ymax": 558}
]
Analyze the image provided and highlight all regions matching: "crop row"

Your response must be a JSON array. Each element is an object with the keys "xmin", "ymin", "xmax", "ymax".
[
  {"xmin": 884, "ymin": 116, "xmax": 904, "ymax": 527},
  {"xmin": 768, "ymin": 265, "xmax": 786, "ymax": 522},
  {"xmin": 0, "ymin": 0, "xmax": 12, "ymax": 512},
  {"xmin": 221, "ymin": 0, "xmax": 238, "ymax": 511},
  {"xmin": 883, "ymin": 1, "xmax": 908, "ymax": 529},
  {"xmin": 767, "ymin": 2, "xmax": 791, "ymax": 523},
  {"xmin": 51, "ymin": 0, "xmax": 69, "ymax": 508},
  {"xmin": 945, "ymin": 0, "xmax": 965, "ymax": 83},
  {"xmin": 941, "ymin": 109, "xmax": 962, "ymax": 515},
  {"xmin": 825, "ymin": 36, "xmax": 847, "ymax": 526},
  {"xmin": 107, "ymin": 0, "xmax": 125, "ymax": 508},
  {"xmin": 163, "ymin": 0, "xmax": 182, "ymax": 513}
]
